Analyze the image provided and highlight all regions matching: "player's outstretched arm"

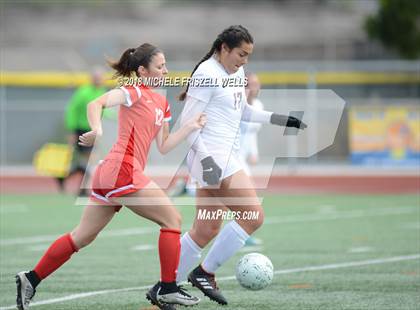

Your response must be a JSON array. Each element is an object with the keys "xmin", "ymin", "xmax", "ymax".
[
  {"xmin": 155, "ymin": 113, "xmax": 206, "ymax": 155},
  {"xmin": 241, "ymin": 103, "xmax": 307, "ymax": 129},
  {"xmin": 78, "ymin": 89, "xmax": 126, "ymax": 147}
]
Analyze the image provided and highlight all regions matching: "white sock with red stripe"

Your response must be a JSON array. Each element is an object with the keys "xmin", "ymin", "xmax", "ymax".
[
  {"xmin": 201, "ymin": 221, "xmax": 249, "ymax": 274},
  {"xmin": 176, "ymin": 232, "xmax": 202, "ymax": 283}
]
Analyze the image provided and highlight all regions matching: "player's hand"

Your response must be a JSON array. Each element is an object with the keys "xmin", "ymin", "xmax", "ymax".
[
  {"xmin": 270, "ymin": 113, "xmax": 307, "ymax": 130},
  {"xmin": 187, "ymin": 113, "xmax": 207, "ymax": 131},
  {"xmin": 201, "ymin": 156, "xmax": 222, "ymax": 185},
  {"xmin": 78, "ymin": 129, "xmax": 102, "ymax": 147},
  {"xmin": 286, "ymin": 116, "xmax": 307, "ymax": 129}
]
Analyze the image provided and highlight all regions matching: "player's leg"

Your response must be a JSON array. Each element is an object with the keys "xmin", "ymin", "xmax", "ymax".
[
  {"xmin": 201, "ymin": 170, "xmax": 264, "ymax": 273},
  {"xmin": 113, "ymin": 182, "xmax": 181, "ymax": 287},
  {"xmin": 176, "ymin": 188, "xmax": 226, "ymax": 284},
  {"xmin": 16, "ymin": 203, "xmax": 116, "ymax": 310},
  {"xmin": 187, "ymin": 170, "xmax": 263, "ymax": 305},
  {"xmin": 178, "ymin": 188, "xmax": 228, "ymax": 304},
  {"xmin": 190, "ymin": 188, "xmax": 227, "ymax": 247},
  {"xmin": 110, "ymin": 181, "xmax": 200, "ymax": 307},
  {"xmin": 242, "ymin": 140, "xmax": 264, "ymax": 246},
  {"xmin": 176, "ymin": 151, "xmax": 226, "ymax": 285}
]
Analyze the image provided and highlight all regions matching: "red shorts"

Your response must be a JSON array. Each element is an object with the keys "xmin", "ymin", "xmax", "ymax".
[{"xmin": 90, "ymin": 159, "xmax": 150, "ymax": 212}]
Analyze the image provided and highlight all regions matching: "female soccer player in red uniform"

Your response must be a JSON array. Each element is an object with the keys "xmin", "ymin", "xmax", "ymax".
[
  {"xmin": 15, "ymin": 43, "xmax": 202, "ymax": 310},
  {"xmin": 176, "ymin": 25, "xmax": 306, "ymax": 305}
]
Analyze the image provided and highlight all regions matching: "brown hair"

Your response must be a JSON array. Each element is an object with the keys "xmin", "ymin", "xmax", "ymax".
[
  {"xmin": 179, "ymin": 25, "xmax": 253, "ymax": 101},
  {"xmin": 108, "ymin": 43, "xmax": 162, "ymax": 78}
]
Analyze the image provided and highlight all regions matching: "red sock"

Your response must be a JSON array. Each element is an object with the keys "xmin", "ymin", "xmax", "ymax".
[
  {"xmin": 34, "ymin": 233, "xmax": 78, "ymax": 279},
  {"xmin": 159, "ymin": 228, "xmax": 181, "ymax": 283}
]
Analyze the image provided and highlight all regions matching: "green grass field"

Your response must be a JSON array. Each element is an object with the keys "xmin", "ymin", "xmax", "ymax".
[{"xmin": 1, "ymin": 193, "xmax": 419, "ymax": 310}]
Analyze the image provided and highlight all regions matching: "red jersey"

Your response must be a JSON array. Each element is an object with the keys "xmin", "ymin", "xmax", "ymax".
[{"xmin": 105, "ymin": 85, "xmax": 171, "ymax": 170}]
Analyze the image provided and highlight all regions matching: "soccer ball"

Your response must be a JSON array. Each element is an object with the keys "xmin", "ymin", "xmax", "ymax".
[{"xmin": 236, "ymin": 253, "xmax": 274, "ymax": 290}]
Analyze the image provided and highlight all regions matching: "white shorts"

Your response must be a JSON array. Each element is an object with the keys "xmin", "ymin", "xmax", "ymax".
[{"xmin": 187, "ymin": 150, "xmax": 243, "ymax": 187}]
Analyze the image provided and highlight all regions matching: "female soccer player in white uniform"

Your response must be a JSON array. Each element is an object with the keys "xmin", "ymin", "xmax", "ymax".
[{"xmin": 177, "ymin": 25, "xmax": 307, "ymax": 305}]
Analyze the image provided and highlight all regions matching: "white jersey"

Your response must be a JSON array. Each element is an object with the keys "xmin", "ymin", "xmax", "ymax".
[
  {"xmin": 183, "ymin": 56, "xmax": 247, "ymax": 186},
  {"xmin": 187, "ymin": 56, "xmax": 247, "ymax": 155}
]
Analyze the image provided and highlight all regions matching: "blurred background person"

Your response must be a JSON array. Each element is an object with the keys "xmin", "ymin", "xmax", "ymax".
[
  {"xmin": 240, "ymin": 72, "xmax": 264, "ymax": 247},
  {"xmin": 239, "ymin": 72, "xmax": 264, "ymax": 176},
  {"xmin": 61, "ymin": 68, "xmax": 107, "ymax": 195}
]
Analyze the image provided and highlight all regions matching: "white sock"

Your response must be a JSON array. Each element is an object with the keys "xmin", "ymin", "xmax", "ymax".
[
  {"xmin": 176, "ymin": 232, "xmax": 202, "ymax": 283},
  {"xmin": 201, "ymin": 221, "xmax": 249, "ymax": 274}
]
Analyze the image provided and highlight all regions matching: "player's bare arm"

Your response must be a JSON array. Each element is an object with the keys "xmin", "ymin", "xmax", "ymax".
[
  {"xmin": 155, "ymin": 113, "xmax": 207, "ymax": 154},
  {"xmin": 78, "ymin": 89, "xmax": 126, "ymax": 147}
]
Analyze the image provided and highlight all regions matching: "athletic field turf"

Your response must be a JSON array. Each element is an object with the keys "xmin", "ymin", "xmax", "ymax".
[{"xmin": 1, "ymin": 194, "xmax": 419, "ymax": 309}]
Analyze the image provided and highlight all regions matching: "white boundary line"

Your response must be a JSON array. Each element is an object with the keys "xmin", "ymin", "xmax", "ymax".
[
  {"xmin": 1, "ymin": 206, "xmax": 418, "ymax": 246},
  {"xmin": 1, "ymin": 254, "xmax": 419, "ymax": 309}
]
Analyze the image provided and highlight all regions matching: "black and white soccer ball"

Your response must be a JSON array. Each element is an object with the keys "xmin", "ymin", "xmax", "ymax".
[{"xmin": 236, "ymin": 253, "xmax": 274, "ymax": 290}]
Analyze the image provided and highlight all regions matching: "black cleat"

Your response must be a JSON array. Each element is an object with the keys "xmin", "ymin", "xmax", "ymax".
[
  {"xmin": 188, "ymin": 265, "xmax": 228, "ymax": 305},
  {"xmin": 146, "ymin": 282, "xmax": 177, "ymax": 310}
]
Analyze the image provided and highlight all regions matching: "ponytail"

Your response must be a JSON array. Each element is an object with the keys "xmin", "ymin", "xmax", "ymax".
[
  {"xmin": 108, "ymin": 43, "xmax": 162, "ymax": 78},
  {"xmin": 108, "ymin": 48, "xmax": 137, "ymax": 78}
]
